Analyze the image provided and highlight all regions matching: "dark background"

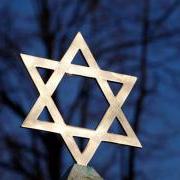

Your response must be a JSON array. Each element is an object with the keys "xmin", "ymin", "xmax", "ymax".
[{"xmin": 0, "ymin": 0, "xmax": 180, "ymax": 179}]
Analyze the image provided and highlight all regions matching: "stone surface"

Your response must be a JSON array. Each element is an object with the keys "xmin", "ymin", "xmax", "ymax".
[{"xmin": 62, "ymin": 164, "xmax": 103, "ymax": 180}]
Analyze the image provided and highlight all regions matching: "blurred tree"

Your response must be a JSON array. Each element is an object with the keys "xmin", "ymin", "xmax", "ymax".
[{"xmin": 0, "ymin": 0, "xmax": 180, "ymax": 180}]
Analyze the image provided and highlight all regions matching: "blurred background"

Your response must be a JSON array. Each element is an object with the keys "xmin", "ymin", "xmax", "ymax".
[{"xmin": 0, "ymin": 0, "xmax": 180, "ymax": 179}]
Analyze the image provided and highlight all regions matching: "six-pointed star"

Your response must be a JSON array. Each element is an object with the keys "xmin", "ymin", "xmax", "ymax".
[{"xmin": 20, "ymin": 32, "xmax": 142, "ymax": 166}]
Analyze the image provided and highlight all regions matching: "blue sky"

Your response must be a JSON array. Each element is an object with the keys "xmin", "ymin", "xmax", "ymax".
[{"xmin": 0, "ymin": 0, "xmax": 180, "ymax": 179}]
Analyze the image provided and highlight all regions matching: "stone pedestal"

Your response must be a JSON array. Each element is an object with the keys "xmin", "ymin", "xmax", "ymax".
[{"xmin": 62, "ymin": 164, "xmax": 103, "ymax": 180}]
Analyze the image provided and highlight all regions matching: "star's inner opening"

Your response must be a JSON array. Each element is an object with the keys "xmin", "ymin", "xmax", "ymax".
[{"xmin": 52, "ymin": 73, "xmax": 109, "ymax": 130}]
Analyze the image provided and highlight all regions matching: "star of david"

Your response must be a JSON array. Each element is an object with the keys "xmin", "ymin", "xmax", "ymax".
[{"xmin": 20, "ymin": 32, "xmax": 142, "ymax": 166}]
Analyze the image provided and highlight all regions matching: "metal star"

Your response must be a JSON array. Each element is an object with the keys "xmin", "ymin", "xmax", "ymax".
[{"xmin": 20, "ymin": 32, "xmax": 142, "ymax": 166}]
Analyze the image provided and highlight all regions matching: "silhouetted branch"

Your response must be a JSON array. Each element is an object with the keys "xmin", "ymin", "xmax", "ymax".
[{"xmin": 127, "ymin": 1, "xmax": 150, "ymax": 179}]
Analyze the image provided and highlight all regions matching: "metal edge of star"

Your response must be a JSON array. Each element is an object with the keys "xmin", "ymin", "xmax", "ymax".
[{"xmin": 20, "ymin": 32, "xmax": 142, "ymax": 166}]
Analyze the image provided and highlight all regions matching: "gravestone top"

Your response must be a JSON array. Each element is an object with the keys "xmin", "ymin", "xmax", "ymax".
[{"xmin": 62, "ymin": 164, "xmax": 103, "ymax": 180}]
